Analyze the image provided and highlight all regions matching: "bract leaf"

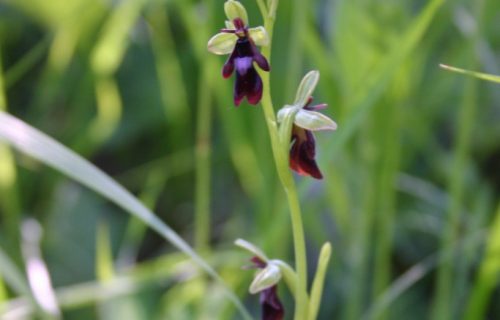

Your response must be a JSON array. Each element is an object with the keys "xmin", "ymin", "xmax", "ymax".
[
  {"xmin": 294, "ymin": 70, "xmax": 320, "ymax": 106},
  {"xmin": 207, "ymin": 32, "xmax": 237, "ymax": 55},
  {"xmin": 294, "ymin": 109, "xmax": 338, "ymax": 131}
]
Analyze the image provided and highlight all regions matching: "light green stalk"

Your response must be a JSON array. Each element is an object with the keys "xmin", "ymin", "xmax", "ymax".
[
  {"xmin": 194, "ymin": 62, "xmax": 214, "ymax": 252},
  {"xmin": 257, "ymin": 1, "xmax": 309, "ymax": 319},
  {"xmin": 432, "ymin": 72, "xmax": 477, "ymax": 320},
  {"xmin": 464, "ymin": 204, "xmax": 500, "ymax": 320},
  {"xmin": 0, "ymin": 49, "xmax": 21, "ymax": 246}
]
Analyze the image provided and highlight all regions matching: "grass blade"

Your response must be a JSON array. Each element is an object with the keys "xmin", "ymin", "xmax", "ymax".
[
  {"xmin": 0, "ymin": 111, "xmax": 251, "ymax": 320},
  {"xmin": 440, "ymin": 64, "xmax": 500, "ymax": 84},
  {"xmin": 464, "ymin": 204, "xmax": 500, "ymax": 320},
  {"xmin": 0, "ymin": 247, "xmax": 30, "ymax": 297}
]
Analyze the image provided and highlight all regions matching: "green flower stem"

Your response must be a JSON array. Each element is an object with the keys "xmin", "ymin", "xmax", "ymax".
[
  {"xmin": 255, "ymin": 0, "xmax": 268, "ymax": 18},
  {"xmin": 194, "ymin": 60, "xmax": 214, "ymax": 253},
  {"xmin": 257, "ymin": 6, "xmax": 309, "ymax": 320},
  {"xmin": 0, "ymin": 51, "xmax": 21, "ymax": 248}
]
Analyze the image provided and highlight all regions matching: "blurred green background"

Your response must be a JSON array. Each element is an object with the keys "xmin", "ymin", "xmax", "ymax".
[{"xmin": 1, "ymin": 0, "xmax": 500, "ymax": 319}]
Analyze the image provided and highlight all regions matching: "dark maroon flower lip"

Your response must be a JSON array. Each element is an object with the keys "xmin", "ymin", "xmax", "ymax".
[
  {"xmin": 287, "ymin": 96, "xmax": 331, "ymax": 179},
  {"xmin": 290, "ymin": 124, "xmax": 323, "ymax": 179},
  {"xmin": 221, "ymin": 18, "xmax": 270, "ymax": 106},
  {"xmin": 250, "ymin": 257, "xmax": 285, "ymax": 320},
  {"xmin": 260, "ymin": 285, "xmax": 284, "ymax": 320}
]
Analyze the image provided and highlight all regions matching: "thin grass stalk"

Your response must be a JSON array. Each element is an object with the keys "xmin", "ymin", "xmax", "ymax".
[
  {"xmin": 344, "ymin": 142, "xmax": 376, "ymax": 320},
  {"xmin": 147, "ymin": 5, "xmax": 191, "ymax": 144},
  {"xmin": 372, "ymin": 94, "xmax": 401, "ymax": 315},
  {"xmin": 4, "ymin": 35, "xmax": 51, "ymax": 89},
  {"xmin": 284, "ymin": 0, "xmax": 307, "ymax": 99},
  {"xmin": 0, "ymin": 277, "xmax": 6, "ymax": 305},
  {"xmin": 432, "ymin": 69, "xmax": 477, "ymax": 320},
  {"xmin": 464, "ymin": 204, "xmax": 500, "ymax": 320},
  {"xmin": 0, "ymin": 52, "xmax": 21, "ymax": 248},
  {"xmin": 194, "ymin": 62, "xmax": 214, "ymax": 252},
  {"xmin": 118, "ymin": 166, "xmax": 170, "ymax": 261},
  {"xmin": 452, "ymin": 5, "xmax": 487, "ymax": 309}
]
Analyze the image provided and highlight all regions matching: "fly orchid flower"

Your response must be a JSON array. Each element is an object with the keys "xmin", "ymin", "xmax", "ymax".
[
  {"xmin": 277, "ymin": 71, "xmax": 337, "ymax": 179},
  {"xmin": 207, "ymin": 0, "xmax": 270, "ymax": 106},
  {"xmin": 249, "ymin": 257, "xmax": 284, "ymax": 320},
  {"xmin": 235, "ymin": 239, "xmax": 286, "ymax": 320}
]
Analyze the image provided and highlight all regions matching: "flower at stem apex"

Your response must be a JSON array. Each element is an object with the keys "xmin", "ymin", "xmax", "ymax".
[
  {"xmin": 207, "ymin": 1, "xmax": 270, "ymax": 106},
  {"xmin": 277, "ymin": 71, "xmax": 337, "ymax": 179}
]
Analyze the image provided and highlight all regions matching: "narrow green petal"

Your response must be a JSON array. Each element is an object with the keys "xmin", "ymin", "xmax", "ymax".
[
  {"xmin": 207, "ymin": 32, "xmax": 237, "ymax": 55},
  {"xmin": 224, "ymin": 0, "xmax": 248, "ymax": 25},
  {"xmin": 294, "ymin": 70, "xmax": 320, "ymax": 106},
  {"xmin": 294, "ymin": 109, "xmax": 337, "ymax": 131},
  {"xmin": 249, "ymin": 27, "xmax": 269, "ymax": 46}
]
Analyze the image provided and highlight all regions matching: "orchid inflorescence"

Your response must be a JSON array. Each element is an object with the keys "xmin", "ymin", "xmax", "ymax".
[{"xmin": 208, "ymin": 1, "xmax": 337, "ymax": 319}]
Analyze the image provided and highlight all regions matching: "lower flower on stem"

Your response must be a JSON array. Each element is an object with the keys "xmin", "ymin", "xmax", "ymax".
[{"xmin": 249, "ymin": 257, "xmax": 285, "ymax": 320}]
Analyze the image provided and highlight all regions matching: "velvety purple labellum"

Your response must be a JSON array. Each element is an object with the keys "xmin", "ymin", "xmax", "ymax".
[
  {"xmin": 234, "ymin": 66, "xmax": 263, "ymax": 105},
  {"xmin": 290, "ymin": 125, "xmax": 323, "ymax": 179},
  {"xmin": 260, "ymin": 285, "xmax": 284, "ymax": 320}
]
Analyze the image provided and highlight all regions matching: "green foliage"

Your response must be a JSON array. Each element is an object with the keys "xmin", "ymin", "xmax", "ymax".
[{"xmin": 1, "ymin": 0, "xmax": 500, "ymax": 319}]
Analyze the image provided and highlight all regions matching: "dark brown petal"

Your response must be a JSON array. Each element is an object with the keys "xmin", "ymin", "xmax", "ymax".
[
  {"xmin": 246, "ymin": 68, "xmax": 263, "ymax": 105},
  {"xmin": 234, "ymin": 65, "xmax": 262, "ymax": 106},
  {"xmin": 290, "ymin": 126, "xmax": 323, "ymax": 179},
  {"xmin": 260, "ymin": 286, "xmax": 284, "ymax": 320},
  {"xmin": 252, "ymin": 46, "xmax": 270, "ymax": 71},
  {"xmin": 222, "ymin": 50, "xmax": 237, "ymax": 78}
]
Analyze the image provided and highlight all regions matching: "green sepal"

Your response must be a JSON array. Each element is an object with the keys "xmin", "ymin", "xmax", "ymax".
[
  {"xmin": 224, "ymin": 0, "xmax": 249, "ymax": 25},
  {"xmin": 234, "ymin": 238, "xmax": 268, "ymax": 262},
  {"xmin": 207, "ymin": 32, "xmax": 237, "ymax": 55},
  {"xmin": 294, "ymin": 70, "xmax": 320, "ymax": 106}
]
